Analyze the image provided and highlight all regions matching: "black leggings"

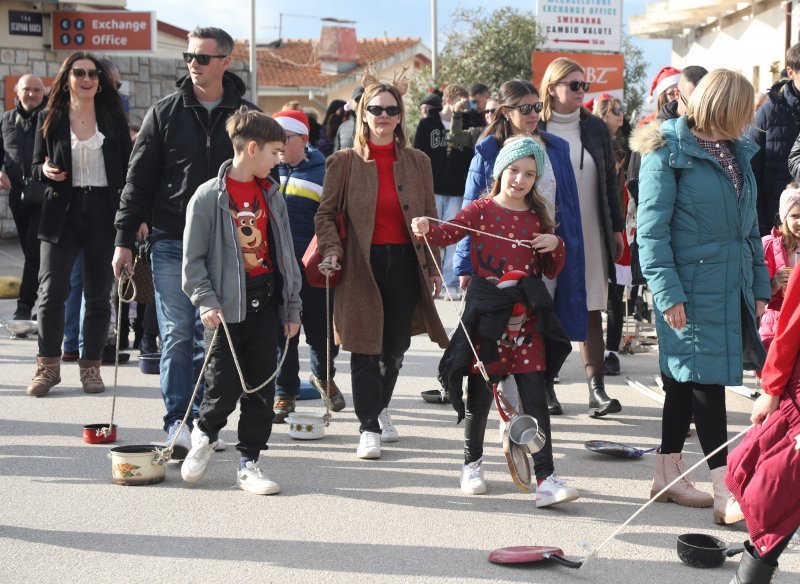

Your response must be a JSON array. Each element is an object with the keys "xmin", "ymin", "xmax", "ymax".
[
  {"xmin": 606, "ymin": 283, "xmax": 624, "ymax": 352},
  {"xmin": 660, "ymin": 372, "xmax": 727, "ymax": 469},
  {"xmin": 464, "ymin": 372, "xmax": 554, "ymax": 480}
]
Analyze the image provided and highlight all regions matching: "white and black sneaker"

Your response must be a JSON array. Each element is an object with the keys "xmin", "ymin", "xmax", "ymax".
[
  {"xmin": 237, "ymin": 461, "xmax": 280, "ymax": 495},
  {"xmin": 535, "ymin": 474, "xmax": 579, "ymax": 508},
  {"xmin": 162, "ymin": 420, "xmax": 191, "ymax": 460}
]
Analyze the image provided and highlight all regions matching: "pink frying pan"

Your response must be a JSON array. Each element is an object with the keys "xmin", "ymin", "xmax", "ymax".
[{"xmin": 488, "ymin": 546, "xmax": 584, "ymax": 569}]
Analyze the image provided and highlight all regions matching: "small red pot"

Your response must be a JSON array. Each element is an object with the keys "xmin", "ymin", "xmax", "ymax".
[{"xmin": 83, "ymin": 423, "xmax": 117, "ymax": 444}]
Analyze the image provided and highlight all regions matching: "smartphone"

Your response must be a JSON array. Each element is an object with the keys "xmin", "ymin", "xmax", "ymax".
[{"xmin": 468, "ymin": 99, "xmax": 478, "ymax": 111}]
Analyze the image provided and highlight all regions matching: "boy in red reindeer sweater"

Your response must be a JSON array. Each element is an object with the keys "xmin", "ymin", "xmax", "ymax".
[{"xmin": 181, "ymin": 108, "xmax": 301, "ymax": 494}]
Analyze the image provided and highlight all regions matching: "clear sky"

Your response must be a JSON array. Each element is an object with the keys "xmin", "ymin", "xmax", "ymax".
[{"xmin": 128, "ymin": 0, "xmax": 671, "ymax": 90}]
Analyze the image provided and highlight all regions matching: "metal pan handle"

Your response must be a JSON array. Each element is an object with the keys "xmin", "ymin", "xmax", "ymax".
[{"xmin": 543, "ymin": 553, "xmax": 584, "ymax": 569}]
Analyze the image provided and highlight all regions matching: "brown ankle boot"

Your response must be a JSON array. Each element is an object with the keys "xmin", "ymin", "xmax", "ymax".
[
  {"xmin": 650, "ymin": 453, "xmax": 713, "ymax": 508},
  {"xmin": 79, "ymin": 360, "xmax": 105, "ymax": 394},
  {"xmin": 710, "ymin": 466, "xmax": 744, "ymax": 524},
  {"xmin": 26, "ymin": 356, "xmax": 61, "ymax": 397}
]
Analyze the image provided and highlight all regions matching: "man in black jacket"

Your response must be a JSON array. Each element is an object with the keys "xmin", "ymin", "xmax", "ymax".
[
  {"xmin": 0, "ymin": 74, "xmax": 47, "ymax": 321},
  {"xmin": 112, "ymin": 27, "xmax": 257, "ymax": 457},
  {"xmin": 749, "ymin": 43, "xmax": 800, "ymax": 235}
]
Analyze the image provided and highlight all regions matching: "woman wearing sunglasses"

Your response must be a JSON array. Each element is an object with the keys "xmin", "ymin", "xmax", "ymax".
[
  {"xmin": 315, "ymin": 73, "xmax": 447, "ymax": 459},
  {"xmin": 539, "ymin": 57, "xmax": 626, "ymax": 418},
  {"xmin": 592, "ymin": 95, "xmax": 633, "ymax": 378},
  {"xmin": 25, "ymin": 52, "xmax": 130, "ymax": 397},
  {"xmin": 453, "ymin": 79, "xmax": 586, "ymax": 416}
]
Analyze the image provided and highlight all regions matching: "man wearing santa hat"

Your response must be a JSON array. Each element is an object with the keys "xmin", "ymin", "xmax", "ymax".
[{"xmin": 272, "ymin": 110, "xmax": 345, "ymax": 421}]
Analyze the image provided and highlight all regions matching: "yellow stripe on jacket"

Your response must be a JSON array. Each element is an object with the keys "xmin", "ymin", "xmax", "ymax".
[{"xmin": 280, "ymin": 176, "xmax": 323, "ymax": 203}]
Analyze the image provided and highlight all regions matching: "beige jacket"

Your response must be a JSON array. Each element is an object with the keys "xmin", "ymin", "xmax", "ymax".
[{"xmin": 315, "ymin": 144, "xmax": 448, "ymax": 354}]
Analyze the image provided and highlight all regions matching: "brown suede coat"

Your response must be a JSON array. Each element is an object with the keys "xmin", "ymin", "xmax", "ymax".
[{"xmin": 315, "ymin": 144, "xmax": 448, "ymax": 354}]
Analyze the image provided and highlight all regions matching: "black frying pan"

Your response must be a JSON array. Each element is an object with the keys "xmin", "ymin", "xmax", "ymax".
[
  {"xmin": 585, "ymin": 440, "xmax": 656, "ymax": 459},
  {"xmin": 677, "ymin": 533, "xmax": 744, "ymax": 568}
]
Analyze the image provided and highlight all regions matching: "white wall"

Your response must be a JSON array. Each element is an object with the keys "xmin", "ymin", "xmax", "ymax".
[{"xmin": 671, "ymin": 1, "xmax": 799, "ymax": 92}]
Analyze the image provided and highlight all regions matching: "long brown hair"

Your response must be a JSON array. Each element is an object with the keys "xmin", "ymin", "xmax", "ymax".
[
  {"xmin": 42, "ymin": 52, "xmax": 126, "ymax": 138},
  {"xmin": 482, "ymin": 80, "xmax": 539, "ymax": 143},
  {"xmin": 485, "ymin": 138, "xmax": 556, "ymax": 234}
]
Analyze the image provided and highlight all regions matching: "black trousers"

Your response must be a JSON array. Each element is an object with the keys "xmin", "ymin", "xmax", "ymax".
[
  {"xmin": 8, "ymin": 190, "xmax": 41, "ymax": 309},
  {"xmin": 351, "ymin": 244, "xmax": 420, "ymax": 434},
  {"xmin": 37, "ymin": 188, "xmax": 114, "ymax": 360},
  {"xmin": 660, "ymin": 372, "xmax": 728, "ymax": 469},
  {"xmin": 464, "ymin": 372, "xmax": 554, "ymax": 480},
  {"xmin": 198, "ymin": 297, "xmax": 279, "ymax": 459},
  {"xmin": 606, "ymin": 283, "xmax": 625, "ymax": 352}
]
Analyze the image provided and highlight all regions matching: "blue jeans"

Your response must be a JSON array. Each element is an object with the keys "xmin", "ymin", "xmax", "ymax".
[
  {"xmin": 63, "ymin": 251, "xmax": 85, "ymax": 354},
  {"xmin": 151, "ymin": 235, "xmax": 205, "ymax": 431},
  {"xmin": 434, "ymin": 194, "xmax": 462, "ymax": 291}
]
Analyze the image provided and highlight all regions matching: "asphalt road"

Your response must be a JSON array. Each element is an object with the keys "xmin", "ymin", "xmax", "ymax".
[{"xmin": 1, "ymin": 238, "xmax": 798, "ymax": 583}]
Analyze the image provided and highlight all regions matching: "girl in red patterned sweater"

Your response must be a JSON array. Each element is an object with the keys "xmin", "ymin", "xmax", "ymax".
[{"xmin": 412, "ymin": 136, "xmax": 579, "ymax": 507}]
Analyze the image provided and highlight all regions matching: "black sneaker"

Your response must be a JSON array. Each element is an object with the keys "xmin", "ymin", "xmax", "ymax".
[
  {"xmin": 12, "ymin": 303, "xmax": 32, "ymax": 321},
  {"xmin": 604, "ymin": 352, "xmax": 621, "ymax": 376},
  {"xmin": 102, "ymin": 344, "xmax": 130, "ymax": 365}
]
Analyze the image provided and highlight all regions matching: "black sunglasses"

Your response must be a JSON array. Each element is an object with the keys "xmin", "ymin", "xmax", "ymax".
[
  {"xmin": 611, "ymin": 107, "xmax": 624, "ymax": 115},
  {"xmin": 484, "ymin": 108, "xmax": 497, "ymax": 115},
  {"xmin": 365, "ymin": 105, "xmax": 402, "ymax": 117},
  {"xmin": 512, "ymin": 102, "xmax": 544, "ymax": 115},
  {"xmin": 182, "ymin": 52, "xmax": 228, "ymax": 66},
  {"xmin": 558, "ymin": 80, "xmax": 591, "ymax": 92},
  {"xmin": 71, "ymin": 68, "xmax": 101, "ymax": 80}
]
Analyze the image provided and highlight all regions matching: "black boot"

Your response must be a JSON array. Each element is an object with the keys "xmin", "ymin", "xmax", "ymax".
[
  {"xmin": 587, "ymin": 375, "xmax": 621, "ymax": 417},
  {"xmin": 545, "ymin": 379, "xmax": 563, "ymax": 415},
  {"xmin": 730, "ymin": 542, "xmax": 777, "ymax": 584},
  {"xmin": 12, "ymin": 302, "xmax": 32, "ymax": 321}
]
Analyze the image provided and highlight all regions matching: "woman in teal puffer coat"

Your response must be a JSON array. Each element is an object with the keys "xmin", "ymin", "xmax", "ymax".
[{"xmin": 633, "ymin": 70, "xmax": 771, "ymax": 526}]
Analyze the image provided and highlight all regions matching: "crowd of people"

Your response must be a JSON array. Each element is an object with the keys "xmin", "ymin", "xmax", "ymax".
[{"xmin": 2, "ymin": 24, "xmax": 799, "ymax": 582}]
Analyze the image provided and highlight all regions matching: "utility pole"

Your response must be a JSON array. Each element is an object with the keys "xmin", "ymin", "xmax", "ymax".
[
  {"xmin": 431, "ymin": 0, "xmax": 438, "ymax": 81},
  {"xmin": 250, "ymin": 0, "xmax": 257, "ymax": 104}
]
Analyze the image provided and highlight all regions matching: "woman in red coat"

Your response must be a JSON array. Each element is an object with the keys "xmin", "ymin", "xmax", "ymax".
[{"xmin": 726, "ymin": 267, "xmax": 800, "ymax": 582}]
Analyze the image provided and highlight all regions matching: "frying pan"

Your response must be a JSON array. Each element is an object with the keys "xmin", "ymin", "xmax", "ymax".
[
  {"xmin": 677, "ymin": 533, "xmax": 744, "ymax": 568},
  {"xmin": 502, "ymin": 424, "xmax": 531, "ymax": 492},
  {"xmin": 488, "ymin": 546, "xmax": 584, "ymax": 568},
  {"xmin": 585, "ymin": 440, "xmax": 656, "ymax": 459},
  {"xmin": 420, "ymin": 388, "xmax": 451, "ymax": 404}
]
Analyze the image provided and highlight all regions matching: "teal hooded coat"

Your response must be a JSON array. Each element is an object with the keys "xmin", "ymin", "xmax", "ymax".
[{"xmin": 632, "ymin": 116, "xmax": 771, "ymax": 386}]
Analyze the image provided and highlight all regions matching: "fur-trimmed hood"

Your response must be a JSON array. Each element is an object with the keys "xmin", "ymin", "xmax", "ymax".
[{"xmin": 629, "ymin": 122, "xmax": 666, "ymax": 155}]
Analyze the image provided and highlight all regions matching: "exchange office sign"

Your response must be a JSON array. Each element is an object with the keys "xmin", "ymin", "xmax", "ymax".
[
  {"xmin": 51, "ymin": 11, "xmax": 156, "ymax": 52},
  {"xmin": 537, "ymin": 0, "xmax": 622, "ymax": 53},
  {"xmin": 9, "ymin": 11, "xmax": 43, "ymax": 37}
]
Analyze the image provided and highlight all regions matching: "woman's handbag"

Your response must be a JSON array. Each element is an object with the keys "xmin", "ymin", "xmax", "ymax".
[
  {"xmin": 303, "ymin": 149, "xmax": 353, "ymax": 288},
  {"xmin": 121, "ymin": 238, "xmax": 155, "ymax": 305}
]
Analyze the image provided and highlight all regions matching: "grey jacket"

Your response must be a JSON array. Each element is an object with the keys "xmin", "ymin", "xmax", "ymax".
[{"xmin": 182, "ymin": 160, "xmax": 302, "ymax": 325}]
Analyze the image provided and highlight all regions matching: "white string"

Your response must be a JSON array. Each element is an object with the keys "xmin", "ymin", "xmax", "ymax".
[
  {"xmin": 580, "ymin": 424, "xmax": 755, "ymax": 567},
  {"xmin": 421, "ymin": 233, "xmax": 488, "ymax": 382},
  {"xmin": 420, "ymin": 216, "xmax": 537, "ymax": 250}
]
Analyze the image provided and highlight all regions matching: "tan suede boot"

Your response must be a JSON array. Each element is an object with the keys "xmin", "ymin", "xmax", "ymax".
[
  {"xmin": 79, "ymin": 360, "xmax": 105, "ymax": 394},
  {"xmin": 650, "ymin": 453, "xmax": 714, "ymax": 507},
  {"xmin": 26, "ymin": 357, "xmax": 61, "ymax": 397},
  {"xmin": 711, "ymin": 466, "xmax": 745, "ymax": 524}
]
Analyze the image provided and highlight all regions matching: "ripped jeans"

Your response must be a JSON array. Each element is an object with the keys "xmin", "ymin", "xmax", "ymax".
[{"xmin": 350, "ymin": 244, "xmax": 421, "ymax": 434}]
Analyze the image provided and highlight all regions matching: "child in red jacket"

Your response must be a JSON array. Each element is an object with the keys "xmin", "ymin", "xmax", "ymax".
[
  {"xmin": 726, "ymin": 266, "xmax": 800, "ymax": 582},
  {"xmin": 757, "ymin": 184, "xmax": 800, "ymax": 362}
]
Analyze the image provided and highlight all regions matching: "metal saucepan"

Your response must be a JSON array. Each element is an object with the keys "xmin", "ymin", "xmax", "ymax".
[
  {"xmin": 508, "ymin": 414, "xmax": 546, "ymax": 455},
  {"xmin": 488, "ymin": 546, "xmax": 583, "ymax": 569},
  {"xmin": 677, "ymin": 533, "xmax": 744, "ymax": 568},
  {"xmin": 83, "ymin": 423, "xmax": 117, "ymax": 444}
]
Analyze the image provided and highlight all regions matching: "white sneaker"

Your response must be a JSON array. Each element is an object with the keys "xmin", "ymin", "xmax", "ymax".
[
  {"xmin": 378, "ymin": 408, "xmax": 399, "ymax": 442},
  {"xmin": 181, "ymin": 426, "xmax": 213, "ymax": 483},
  {"xmin": 163, "ymin": 420, "xmax": 191, "ymax": 460},
  {"xmin": 535, "ymin": 474, "xmax": 580, "ymax": 508},
  {"xmin": 460, "ymin": 459, "xmax": 487, "ymax": 495},
  {"xmin": 237, "ymin": 461, "xmax": 280, "ymax": 495},
  {"xmin": 357, "ymin": 431, "xmax": 382, "ymax": 459}
]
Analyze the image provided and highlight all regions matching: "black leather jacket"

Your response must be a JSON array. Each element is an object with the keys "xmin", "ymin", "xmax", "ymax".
[
  {"xmin": 0, "ymin": 99, "xmax": 47, "ymax": 193},
  {"xmin": 114, "ymin": 71, "xmax": 257, "ymax": 248}
]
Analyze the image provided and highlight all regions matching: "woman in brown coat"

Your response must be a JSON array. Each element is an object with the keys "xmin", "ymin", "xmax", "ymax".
[{"xmin": 316, "ymin": 74, "xmax": 448, "ymax": 459}]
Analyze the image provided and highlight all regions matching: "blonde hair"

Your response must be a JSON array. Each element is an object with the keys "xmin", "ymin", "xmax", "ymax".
[
  {"xmin": 540, "ymin": 57, "xmax": 584, "ymax": 121},
  {"xmin": 354, "ymin": 83, "xmax": 407, "ymax": 156},
  {"xmin": 485, "ymin": 136, "xmax": 556, "ymax": 234},
  {"xmin": 686, "ymin": 69, "xmax": 754, "ymax": 141}
]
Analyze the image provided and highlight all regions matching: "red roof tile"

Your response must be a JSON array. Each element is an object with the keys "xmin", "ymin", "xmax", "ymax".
[{"xmin": 232, "ymin": 37, "xmax": 428, "ymax": 89}]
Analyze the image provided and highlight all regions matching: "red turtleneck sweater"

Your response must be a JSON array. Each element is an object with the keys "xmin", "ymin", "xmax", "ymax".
[{"xmin": 369, "ymin": 141, "xmax": 410, "ymax": 244}]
